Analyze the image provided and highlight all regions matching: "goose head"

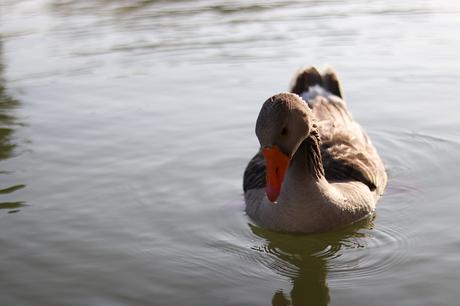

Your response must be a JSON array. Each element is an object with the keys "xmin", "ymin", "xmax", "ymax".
[{"xmin": 256, "ymin": 93, "xmax": 314, "ymax": 202}]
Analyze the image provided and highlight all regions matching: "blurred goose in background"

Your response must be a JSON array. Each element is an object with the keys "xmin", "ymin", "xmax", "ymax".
[{"xmin": 243, "ymin": 67, "xmax": 387, "ymax": 233}]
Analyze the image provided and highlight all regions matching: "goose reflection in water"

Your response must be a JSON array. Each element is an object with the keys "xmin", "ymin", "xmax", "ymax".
[{"xmin": 249, "ymin": 216, "xmax": 375, "ymax": 306}]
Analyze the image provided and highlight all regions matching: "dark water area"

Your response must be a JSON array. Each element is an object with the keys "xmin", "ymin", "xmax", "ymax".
[{"xmin": 1, "ymin": 0, "xmax": 460, "ymax": 305}]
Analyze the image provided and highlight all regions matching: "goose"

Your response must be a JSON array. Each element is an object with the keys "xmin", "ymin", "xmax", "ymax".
[{"xmin": 243, "ymin": 67, "xmax": 387, "ymax": 233}]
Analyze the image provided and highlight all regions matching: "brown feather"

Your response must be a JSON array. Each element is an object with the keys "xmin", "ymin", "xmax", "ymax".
[
  {"xmin": 243, "ymin": 151, "xmax": 265, "ymax": 192},
  {"xmin": 309, "ymin": 95, "xmax": 386, "ymax": 196},
  {"xmin": 244, "ymin": 68, "xmax": 387, "ymax": 197}
]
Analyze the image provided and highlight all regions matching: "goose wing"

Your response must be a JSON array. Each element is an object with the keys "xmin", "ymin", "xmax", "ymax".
[
  {"xmin": 310, "ymin": 95, "xmax": 387, "ymax": 196},
  {"xmin": 243, "ymin": 151, "xmax": 265, "ymax": 192}
]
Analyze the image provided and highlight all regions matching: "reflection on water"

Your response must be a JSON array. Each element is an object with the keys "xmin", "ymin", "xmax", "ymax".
[
  {"xmin": 250, "ymin": 218, "xmax": 374, "ymax": 306},
  {"xmin": 0, "ymin": 41, "xmax": 25, "ymax": 213},
  {"xmin": 1, "ymin": 0, "xmax": 460, "ymax": 305}
]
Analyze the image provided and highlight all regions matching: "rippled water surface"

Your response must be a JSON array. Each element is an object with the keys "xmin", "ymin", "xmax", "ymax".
[{"xmin": 1, "ymin": 0, "xmax": 460, "ymax": 305}]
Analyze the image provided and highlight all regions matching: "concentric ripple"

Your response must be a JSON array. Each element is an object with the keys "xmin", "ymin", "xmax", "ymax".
[{"xmin": 220, "ymin": 128, "xmax": 460, "ymax": 288}]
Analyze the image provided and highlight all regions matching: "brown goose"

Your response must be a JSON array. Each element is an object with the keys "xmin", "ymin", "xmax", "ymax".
[{"xmin": 243, "ymin": 67, "xmax": 387, "ymax": 233}]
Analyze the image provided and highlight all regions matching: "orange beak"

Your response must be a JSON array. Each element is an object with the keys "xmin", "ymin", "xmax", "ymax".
[{"xmin": 262, "ymin": 146, "xmax": 291, "ymax": 203}]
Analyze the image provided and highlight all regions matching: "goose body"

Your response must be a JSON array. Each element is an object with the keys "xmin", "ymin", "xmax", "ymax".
[{"xmin": 243, "ymin": 67, "xmax": 387, "ymax": 233}]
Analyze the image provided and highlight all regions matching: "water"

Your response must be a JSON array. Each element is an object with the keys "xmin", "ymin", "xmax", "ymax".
[{"xmin": 1, "ymin": 0, "xmax": 460, "ymax": 305}]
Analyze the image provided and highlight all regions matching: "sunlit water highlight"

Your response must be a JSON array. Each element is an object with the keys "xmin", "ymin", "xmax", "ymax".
[{"xmin": 1, "ymin": 0, "xmax": 460, "ymax": 305}]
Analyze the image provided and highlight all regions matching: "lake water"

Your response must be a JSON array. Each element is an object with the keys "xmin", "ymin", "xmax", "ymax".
[{"xmin": 1, "ymin": 0, "xmax": 460, "ymax": 305}]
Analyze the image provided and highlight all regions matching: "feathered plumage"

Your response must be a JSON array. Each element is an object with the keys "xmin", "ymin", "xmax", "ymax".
[{"xmin": 243, "ymin": 67, "xmax": 387, "ymax": 233}]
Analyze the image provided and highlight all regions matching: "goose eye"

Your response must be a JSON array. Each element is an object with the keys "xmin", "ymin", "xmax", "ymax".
[{"xmin": 281, "ymin": 127, "xmax": 288, "ymax": 136}]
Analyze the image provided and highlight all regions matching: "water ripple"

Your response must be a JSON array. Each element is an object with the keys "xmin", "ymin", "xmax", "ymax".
[{"xmin": 213, "ymin": 127, "xmax": 456, "ymax": 287}]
